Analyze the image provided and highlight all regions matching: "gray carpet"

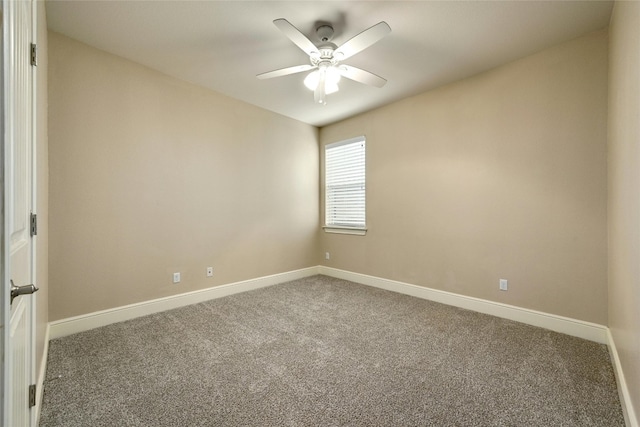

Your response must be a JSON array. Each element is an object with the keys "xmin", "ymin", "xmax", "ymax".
[{"xmin": 39, "ymin": 275, "xmax": 624, "ymax": 426}]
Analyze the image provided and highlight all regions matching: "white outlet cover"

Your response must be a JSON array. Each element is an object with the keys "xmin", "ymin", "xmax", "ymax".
[
  {"xmin": 173, "ymin": 272, "xmax": 181, "ymax": 283},
  {"xmin": 499, "ymin": 279, "xmax": 508, "ymax": 291},
  {"xmin": 207, "ymin": 267, "xmax": 213, "ymax": 277}
]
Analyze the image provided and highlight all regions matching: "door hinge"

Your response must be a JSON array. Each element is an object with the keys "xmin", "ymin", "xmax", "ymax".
[
  {"xmin": 28, "ymin": 384, "xmax": 36, "ymax": 408},
  {"xmin": 30, "ymin": 43, "xmax": 37, "ymax": 66},
  {"xmin": 30, "ymin": 213, "xmax": 37, "ymax": 237}
]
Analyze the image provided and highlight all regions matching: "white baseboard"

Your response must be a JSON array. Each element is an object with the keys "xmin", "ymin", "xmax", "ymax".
[
  {"xmin": 33, "ymin": 323, "xmax": 50, "ymax": 427},
  {"xmin": 607, "ymin": 329, "xmax": 639, "ymax": 427},
  {"xmin": 49, "ymin": 266, "xmax": 608, "ymax": 343},
  {"xmin": 319, "ymin": 266, "xmax": 608, "ymax": 344},
  {"xmin": 48, "ymin": 263, "xmax": 609, "ymax": 346},
  {"xmin": 49, "ymin": 266, "xmax": 320, "ymax": 339}
]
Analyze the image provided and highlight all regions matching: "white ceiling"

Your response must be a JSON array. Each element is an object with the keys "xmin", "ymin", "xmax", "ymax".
[{"xmin": 46, "ymin": 1, "xmax": 613, "ymax": 127}]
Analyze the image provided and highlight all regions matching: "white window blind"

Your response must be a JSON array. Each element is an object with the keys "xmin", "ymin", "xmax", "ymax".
[{"xmin": 325, "ymin": 136, "xmax": 366, "ymax": 229}]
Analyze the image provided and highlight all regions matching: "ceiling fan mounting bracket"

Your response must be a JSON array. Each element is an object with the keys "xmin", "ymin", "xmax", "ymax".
[{"xmin": 315, "ymin": 24, "xmax": 334, "ymax": 43}]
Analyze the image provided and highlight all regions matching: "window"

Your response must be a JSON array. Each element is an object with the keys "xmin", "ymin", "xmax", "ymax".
[{"xmin": 324, "ymin": 136, "xmax": 366, "ymax": 235}]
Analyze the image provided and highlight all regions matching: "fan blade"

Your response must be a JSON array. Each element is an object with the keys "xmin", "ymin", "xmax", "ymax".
[
  {"xmin": 334, "ymin": 22, "xmax": 391, "ymax": 60},
  {"xmin": 339, "ymin": 65, "xmax": 387, "ymax": 88},
  {"xmin": 273, "ymin": 18, "xmax": 319, "ymax": 57},
  {"xmin": 257, "ymin": 64, "xmax": 316, "ymax": 80}
]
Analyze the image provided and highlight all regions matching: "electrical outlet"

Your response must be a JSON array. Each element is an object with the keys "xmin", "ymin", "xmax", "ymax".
[
  {"xmin": 325, "ymin": 252, "xmax": 330, "ymax": 260},
  {"xmin": 173, "ymin": 272, "xmax": 181, "ymax": 284},
  {"xmin": 499, "ymin": 279, "xmax": 508, "ymax": 291},
  {"xmin": 207, "ymin": 267, "xmax": 213, "ymax": 277}
]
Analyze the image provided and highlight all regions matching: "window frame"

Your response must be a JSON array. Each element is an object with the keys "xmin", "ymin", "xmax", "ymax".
[{"xmin": 323, "ymin": 136, "xmax": 367, "ymax": 236}]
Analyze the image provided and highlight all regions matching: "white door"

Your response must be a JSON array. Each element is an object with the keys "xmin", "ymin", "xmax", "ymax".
[{"xmin": 2, "ymin": 0, "xmax": 37, "ymax": 426}]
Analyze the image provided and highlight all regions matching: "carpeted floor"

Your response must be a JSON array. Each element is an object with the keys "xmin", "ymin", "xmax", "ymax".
[{"xmin": 39, "ymin": 275, "xmax": 624, "ymax": 426}]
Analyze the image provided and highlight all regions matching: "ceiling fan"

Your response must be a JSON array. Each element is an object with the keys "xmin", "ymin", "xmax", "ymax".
[{"xmin": 257, "ymin": 18, "xmax": 391, "ymax": 105}]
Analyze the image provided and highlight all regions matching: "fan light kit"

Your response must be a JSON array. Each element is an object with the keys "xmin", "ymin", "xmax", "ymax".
[
  {"xmin": 257, "ymin": 18, "xmax": 391, "ymax": 105},
  {"xmin": 304, "ymin": 66, "xmax": 341, "ymax": 94}
]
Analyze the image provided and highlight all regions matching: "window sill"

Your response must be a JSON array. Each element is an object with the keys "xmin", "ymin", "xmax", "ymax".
[{"xmin": 323, "ymin": 226, "xmax": 367, "ymax": 236}]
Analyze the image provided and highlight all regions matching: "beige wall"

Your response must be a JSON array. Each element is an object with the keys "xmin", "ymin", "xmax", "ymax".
[
  {"xmin": 35, "ymin": 0, "xmax": 49, "ymax": 385},
  {"xmin": 608, "ymin": 1, "xmax": 640, "ymax": 423},
  {"xmin": 48, "ymin": 32, "xmax": 320, "ymax": 320},
  {"xmin": 320, "ymin": 30, "xmax": 609, "ymax": 325},
  {"xmin": 47, "ymin": 24, "xmax": 613, "ymax": 325}
]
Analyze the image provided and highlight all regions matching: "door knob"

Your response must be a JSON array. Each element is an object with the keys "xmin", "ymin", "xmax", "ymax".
[{"xmin": 10, "ymin": 280, "xmax": 38, "ymax": 304}]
